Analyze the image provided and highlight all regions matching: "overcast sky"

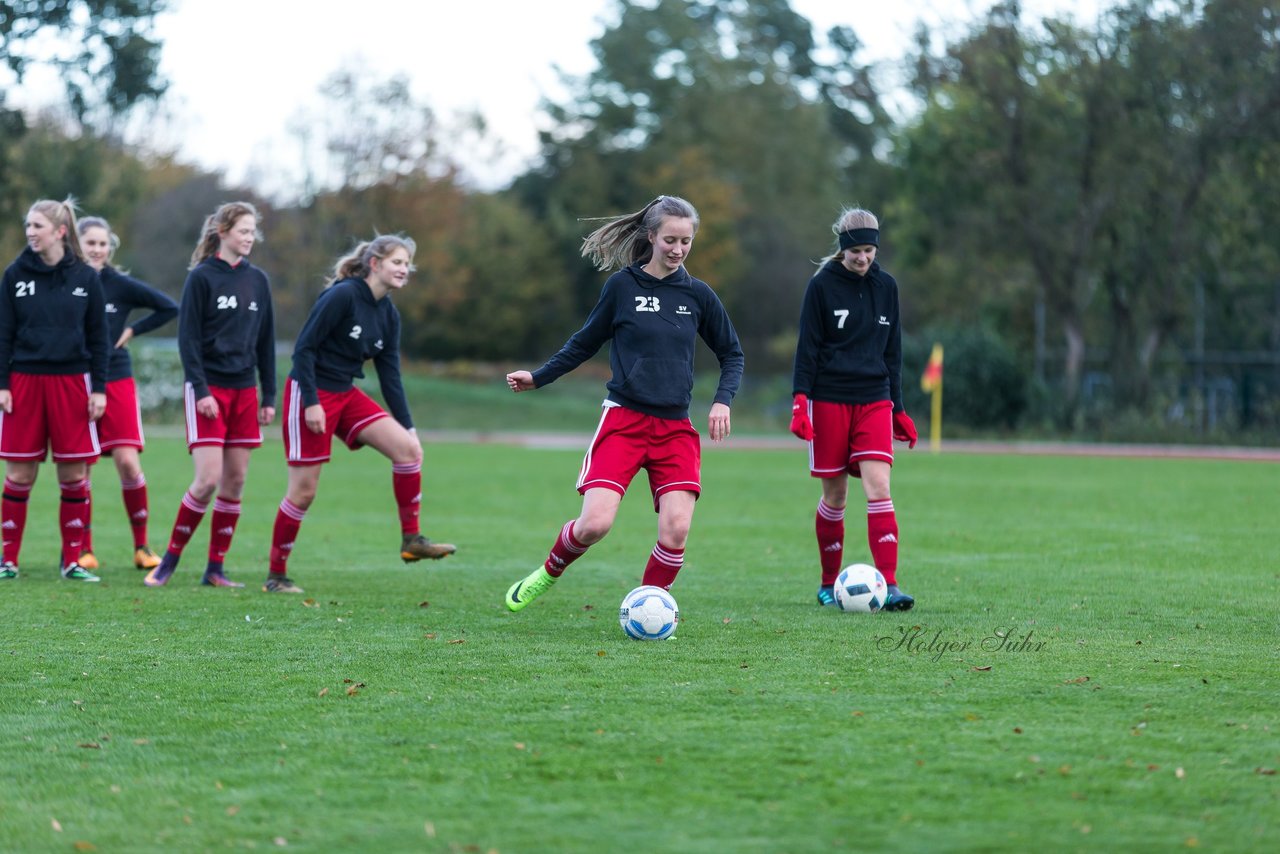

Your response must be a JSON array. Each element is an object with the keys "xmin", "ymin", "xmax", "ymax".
[{"xmin": 10, "ymin": 0, "xmax": 1104, "ymax": 194}]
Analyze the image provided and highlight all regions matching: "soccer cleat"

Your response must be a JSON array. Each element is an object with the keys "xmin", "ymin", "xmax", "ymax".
[
  {"xmin": 133, "ymin": 545, "xmax": 161, "ymax": 570},
  {"xmin": 816, "ymin": 585, "xmax": 837, "ymax": 607},
  {"xmin": 61, "ymin": 561, "xmax": 101, "ymax": 582},
  {"xmin": 884, "ymin": 584, "xmax": 915, "ymax": 612},
  {"xmin": 0, "ymin": 561, "xmax": 18, "ymax": 580},
  {"xmin": 505, "ymin": 565, "xmax": 558, "ymax": 612},
  {"xmin": 77, "ymin": 550, "xmax": 100, "ymax": 571},
  {"xmin": 400, "ymin": 533, "xmax": 457, "ymax": 563},
  {"xmin": 202, "ymin": 570, "xmax": 245, "ymax": 588},
  {"xmin": 143, "ymin": 554, "xmax": 178, "ymax": 588},
  {"xmin": 263, "ymin": 575, "xmax": 304, "ymax": 594}
]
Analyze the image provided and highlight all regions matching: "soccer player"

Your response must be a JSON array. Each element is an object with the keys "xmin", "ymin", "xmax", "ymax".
[
  {"xmin": 263, "ymin": 234, "xmax": 455, "ymax": 594},
  {"xmin": 0, "ymin": 199, "xmax": 110, "ymax": 582},
  {"xmin": 75, "ymin": 215, "xmax": 178, "ymax": 572},
  {"xmin": 789, "ymin": 207, "xmax": 918, "ymax": 610},
  {"xmin": 503, "ymin": 195, "xmax": 744, "ymax": 611},
  {"xmin": 144, "ymin": 202, "xmax": 276, "ymax": 589}
]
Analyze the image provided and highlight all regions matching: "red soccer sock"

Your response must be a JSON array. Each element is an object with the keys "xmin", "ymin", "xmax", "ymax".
[
  {"xmin": 867, "ymin": 498, "xmax": 898, "ymax": 585},
  {"xmin": 816, "ymin": 498, "xmax": 846, "ymax": 587},
  {"xmin": 120, "ymin": 475, "xmax": 150, "ymax": 548},
  {"xmin": 59, "ymin": 478, "xmax": 90, "ymax": 567},
  {"xmin": 208, "ymin": 495, "xmax": 242, "ymax": 565},
  {"xmin": 82, "ymin": 479, "xmax": 94, "ymax": 553},
  {"xmin": 641, "ymin": 542, "xmax": 685, "ymax": 590},
  {"xmin": 544, "ymin": 520, "xmax": 588, "ymax": 577},
  {"xmin": 2, "ymin": 478, "xmax": 32, "ymax": 564},
  {"xmin": 269, "ymin": 498, "xmax": 307, "ymax": 576},
  {"xmin": 167, "ymin": 491, "xmax": 210, "ymax": 556},
  {"xmin": 391, "ymin": 462, "xmax": 421, "ymax": 536}
]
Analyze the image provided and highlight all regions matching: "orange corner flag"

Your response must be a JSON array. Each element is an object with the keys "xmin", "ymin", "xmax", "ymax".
[{"xmin": 921, "ymin": 343, "xmax": 944, "ymax": 393}]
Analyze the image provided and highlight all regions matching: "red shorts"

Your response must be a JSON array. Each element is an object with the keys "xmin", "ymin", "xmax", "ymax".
[
  {"xmin": 0, "ymin": 372, "xmax": 101, "ymax": 463},
  {"xmin": 184, "ymin": 383, "xmax": 263, "ymax": 450},
  {"xmin": 98, "ymin": 377, "xmax": 145, "ymax": 452},
  {"xmin": 577, "ymin": 404, "xmax": 701, "ymax": 511},
  {"xmin": 281, "ymin": 379, "xmax": 389, "ymax": 465},
  {"xmin": 808, "ymin": 399, "xmax": 894, "ymax": 478}
]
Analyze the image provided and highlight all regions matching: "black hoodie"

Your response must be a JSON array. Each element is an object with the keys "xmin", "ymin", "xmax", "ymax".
[
  {"xmin": 532, "ymin": 263, "xmax": 744, "ymax": 420},
  {"xmin": 0, "ymin": 247, "xmax": 109, "ymax": 392},
  {"xmin": 792, "ymin": 258, "xmax": 903, "ymax": 410}
]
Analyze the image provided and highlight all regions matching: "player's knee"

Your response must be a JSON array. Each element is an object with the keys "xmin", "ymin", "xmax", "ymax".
[{"xmin": 575, "ymin": 516, "xmax": 613, "ymax": 544}]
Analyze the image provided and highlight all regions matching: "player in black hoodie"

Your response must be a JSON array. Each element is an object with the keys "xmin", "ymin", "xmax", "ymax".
[
  {"xmin": 503, "ymin": 195, "xmax": 744, "ymax": 612},
  {"xmin": 75, "ymin": 216, "xmax": 178, "ymax": 573},
  {"xmin": 790, "ymin": 207, "xmax": 918, "ymax": 611},
  {"xmin": 0, "ymin": 199, "xmax": 110, "ymax": 582},
  {"xmin": 145, "ymin": 202, "xmax": 276, "ymax": 589},
  {"xmin": 262, "ymin": 235, "xmax": 456, "ymax": 594}
]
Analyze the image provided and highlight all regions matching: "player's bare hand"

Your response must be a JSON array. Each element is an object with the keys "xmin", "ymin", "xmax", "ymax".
[
  {"xmin": 196, "ymin": 395, "xmax": 219, "ymax": 419},
  {"xmin": 259, "ymin": 406, "xmax": 276, "ymax": 426},
  {"xmin": 88, "ymin": 392, "xmax": 107, "ymax": 422},
  {"xmin": 506, "ymin": 370, "xmax": 535, "ymax": 393},
  {"xmin": 0, "ymin": 390, "xmax": 10, "ymax": 414},
  {"xmin": 708, "ymin": 402, "xmax": 731, "ymax": 442},
  {"xmin": 304, "ymin": 404, "xmax": 325, "ymax": 434},
  {"xmin": 114, "ymin": 327, "xmax": 134, "ymax": 349}
]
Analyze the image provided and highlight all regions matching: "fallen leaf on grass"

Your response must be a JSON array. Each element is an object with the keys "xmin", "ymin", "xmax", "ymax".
[
  {"xmin": 78, "ymin": 742, "xmax": 101, "ymax": 749},
  {"xmin": 1147, "ymin": 764, "xmax": 1160, "ymax": 771},
  {"xmin": 514, "ymin": 742, "xmax": 525, "ymax": 750},
  {"xmin": 51, "ymin": 819, "xmax": 62, "ymax": 832},
  {"xmin": 851, "ymin": 710, "xmax": 864, "ymax": 717},
  {"xmin": 972, "ymin": 665, "xmax": 992, "ymax": 672},
  {"xmin": 302, "ymin": 598, "xmax": 318, "ymax": 607},
  {"xmin": 317, "ymin": 687, "xmax": 329, "ymax": 698},
  {"xmin": 73, "ymin": 842, "xmax": 96, "ymax": 852},
  {"xmin": 424, "ymin": 633, "xmax": 437, "ymax": 639},
  {"xmin": 226, "ymin": 805, "xmax": 240, "ymax": 816},
  {"xmin": 1013, "ymin": 727, "xmax": 1023, "ymax": 734},
  {"xmin": 1175, "ymin": 767, "xmax": 1186, "ymax": 779},
  {"xmin": 418, "ymin": 601, "xmax": 430, "ymax": 608},
  {"xmin": 1256, "ymin": 767, "xmax": 1277, "ymax": 776},
  {"xmin": 424, "ymin": 821, "xmax": 436, "ymax": 838},
  {"xmin": 722, "ymin": 617, "xmax": 732, "ymax": 624},
  {"xmin": 597, "ymin": 650, "xmax": 607, "ymax": 657},
  {"xmin": 133, "ymin": 739, "xmax": 149, "ymax": 745},
  {"xmin": 274, "ymin": 838, "xmax": 287, "ymax": 847},
  {"xmin": 345, "ymin": 682, "xmax": 366, "ymax": 696},
  {"xmin": 582, "ymin": 604, "xmax": 594, "ymax": 611},
  {"xmin": 1064, "ymin": 675, "xmax": 1090, "ymax": 684},
  {"xmin": 447, "ymin": 638, "xmax": 465, "ymax": 645}
]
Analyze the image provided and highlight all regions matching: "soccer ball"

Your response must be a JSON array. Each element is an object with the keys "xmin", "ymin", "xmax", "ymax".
[
  {"xmin": 619, "ymin": 585, "xmax": 679, "ymax": 640},
  {"xmin": 834, "ymin": 563, "xmax": 887, "ymax": 613}
]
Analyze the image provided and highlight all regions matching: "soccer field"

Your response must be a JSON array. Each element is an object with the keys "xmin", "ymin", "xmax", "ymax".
[{"xmin": 1, "ymin": 438, "xmax": 1275, "ymax": 852}]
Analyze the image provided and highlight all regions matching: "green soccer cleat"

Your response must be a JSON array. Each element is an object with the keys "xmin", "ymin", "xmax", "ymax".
[
  {"xmin": 505, "ymin": 566, "xmax": 558, "ymax": 612},
  {"xmin": 61, "ymin": 561, "xmax": 101, "ymax": 582},
  {"xmin": 0, "ymin": 561, "xmax": 18, "ymax": 580}
]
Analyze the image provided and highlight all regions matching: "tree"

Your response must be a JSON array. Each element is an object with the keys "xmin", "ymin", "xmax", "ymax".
[{"xmin": 516, "ymin": 0, "xmax": 885, "ymax": 369}]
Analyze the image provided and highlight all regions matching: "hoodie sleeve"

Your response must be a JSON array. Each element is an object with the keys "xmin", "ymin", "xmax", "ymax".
[
  {"xmin": 256, "ymin": 274, "xmax": 277, "ymax": 409},
  {"xmin": 84, "ymin": 269, "xmax": 110, "ymax": 393},
  {"xmin": 882, "ymin": 272, "xmax": 904, "ymax": 411},
  {"xmin": 530, "ymin": 275, "xmax": 619, "ymax": 388},
  {"xmin": 791, "ymin": 274, "xmax": 826, "ymax": 396},
  {"xmin": 118, "ymin": 272, "xmax": 178, "ymax": 338},
  {"xmin": 178, "ymin": 268, "xmax": 211, "ymax": 400},
  {"xmin": 0, "ymin": 265, "xmax": 17, "ymax": 390},
  {"xmin": 290, "ymin": 285, "xmax": 344, "ymax": 408},
  {"xmin": 373, "ymin": 304, "xmax": 413, "ymax": 430},
  {"xmin": 696, "ymin": 282, "xmax": 744, "ymax": 407}
]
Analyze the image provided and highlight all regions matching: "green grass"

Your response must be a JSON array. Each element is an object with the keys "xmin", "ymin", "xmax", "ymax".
[{"xmin": 1, "ymin": 438, "xmax": 1276, "ymax": 852}]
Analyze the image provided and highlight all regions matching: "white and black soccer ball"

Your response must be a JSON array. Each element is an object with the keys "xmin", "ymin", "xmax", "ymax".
[
  {"xmin": 834, "ymin": 563, "xmax": 887, "ymax": 613},
  {"xmin": 619, "ymin": 585, "xmax": 679, "ymax": 640}
]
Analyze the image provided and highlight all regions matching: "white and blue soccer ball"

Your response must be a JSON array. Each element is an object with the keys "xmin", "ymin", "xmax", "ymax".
[
  {"xmin": 619, "ymin": 585, "xmax": 679, "ymax": 640},
  {"xmin": 834, "ymin": 563, "xmax": 887, "ymax": 613}
]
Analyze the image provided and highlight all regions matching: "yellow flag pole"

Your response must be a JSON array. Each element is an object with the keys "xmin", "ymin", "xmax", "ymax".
[
  {"xmin": 920, "ymin": 343, "xmax": 944, "ymax": 454},
  {"xmin": 930, "ymin": 378, "xmax": 942, "ymax": 453}
]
